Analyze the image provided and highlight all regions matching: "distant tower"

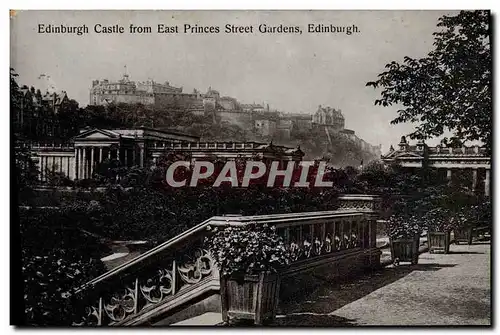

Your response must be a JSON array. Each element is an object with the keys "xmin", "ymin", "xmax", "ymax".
[{"xmin": 123, "ymin": 65, "xmax": 129, "ymax": 81}]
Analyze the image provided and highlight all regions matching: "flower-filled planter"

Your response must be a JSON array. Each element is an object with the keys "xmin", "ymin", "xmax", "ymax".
[
  {"xmin": 453, "ymin": 227, "xmax": 473, "ymax": 245},
  {"xmin": 424, "ymin": 207, "xmax": 453, "ymax": 254},
  {"xmin": 427, "ymin": 231, "xmax": 451, "ymax": 254},
  {"xmin": 205, "ymin": 223, "xmax": 290, "ymax": 325},
  {"xmin": 453, "ymin": 203, "xmax": 484, "ymax": 245},
  {"xmin": 386, "ymin": 214, "xmax": 421, "ymax": 266}
]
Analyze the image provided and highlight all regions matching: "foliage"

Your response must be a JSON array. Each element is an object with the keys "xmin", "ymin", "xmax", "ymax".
[
  {"xmin": 14, "ymin": 139, "xmax": 40, "ymax": 195},
  {"xmin": 22, "ymin": 250, "xmax": 105, "ymax": 326},
  {"xmin": 477, "ymin": 199, "xmax": 492, "ymax": 227},
  {"xmin": 386, "ymin": 213, "xmax": 421, "ymax": 239},
  {"xmin": 449, "ymin": 199, "xmax": 491, "ymax": 231},
  {"xmin": 20, "ymin": 208, "xmax": 108, "ymax": 325},
  {"xmin": 54, "ymin": 182, "xmax": 341, "ymax": 244},
  {"xmin": 384, "ymin": 194, "xmax": 427, "ymax": 239},
  {"xmin": 45, "ymin": 169, "xmax": 74, "ymax": 187},
  {"xmin": 422, "ymin": 207, "xmax": 454, "ymax": 233},
  {"xmin": 284, "ymin": 126, "xmax": 378, "ymax": 167},
  {"xmin": 205, "ymin": 223, "xmax": 290, "ymax": 277},
  {"xmin": 367, "ymin": 10, "xmax": 492, "ymax": 151}
]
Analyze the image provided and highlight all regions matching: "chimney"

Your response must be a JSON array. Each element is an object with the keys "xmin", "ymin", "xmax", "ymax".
[
  {"xmin": 416, "ymin": 139, "xmax": 425, "ymax": 151},
  {"xmin": 398, "ymin": 136, "xmax": 409, "ymax": 151}
]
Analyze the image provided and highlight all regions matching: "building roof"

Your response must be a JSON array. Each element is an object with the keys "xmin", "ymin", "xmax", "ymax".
[{"xmin": 74, "ymin": 127, "xmax": 200, "ymax": 142}]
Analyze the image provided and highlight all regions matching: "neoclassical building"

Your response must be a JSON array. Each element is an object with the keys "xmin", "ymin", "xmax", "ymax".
[
  {"xmin": 31, "ymin": 127, "xmax": 305, "ymax": 182},
  {"xmin": 381, "ymin": 137, "xmax": 491, "ymax": 196}
]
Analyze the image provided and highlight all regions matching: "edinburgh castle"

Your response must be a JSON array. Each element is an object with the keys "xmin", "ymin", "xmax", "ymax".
[{"xmin": 89, "ymin": 71, "xmax": 381, "ymax": 156}]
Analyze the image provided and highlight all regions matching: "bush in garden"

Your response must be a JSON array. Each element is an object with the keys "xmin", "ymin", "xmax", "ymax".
[
  {"xmin": 385, "ymin": 214, "xmax": 421, "ymax": 239},
  {"xmin": 423, "ymin": 206, "xmax": 455, "ymax": 232},
  {"xmin": 205, "ymin": 223, "xmax": 290, "ymax": 277},
  {"xmin": 19, "ymin": 208, "xmax": 107, "ymax": 326},
  {"xmin": 22, "ymin": 249, "xmax": 106, "ymax": 326}
]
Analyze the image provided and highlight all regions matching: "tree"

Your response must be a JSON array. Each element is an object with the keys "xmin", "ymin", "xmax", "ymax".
[
  {"xmin": 11, "ymin": 68, "xmax": 22, "ymax": 130},
  {"xmin": 367, "ymin": 11, "xmax": 492, "ymax": 152},
  {"xmin": 14, "ymin": 140, "xmax": 39, "ymax": 196}
]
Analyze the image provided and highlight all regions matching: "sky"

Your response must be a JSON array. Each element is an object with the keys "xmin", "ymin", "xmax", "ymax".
[{"xmin": 10, "ymin": 10, "xmax": 460, "ymax": 152}]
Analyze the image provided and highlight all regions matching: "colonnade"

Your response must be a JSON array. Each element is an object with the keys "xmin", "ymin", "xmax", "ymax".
[
  {"xmin": 38, "ymin": 154, "xmax": 73, "ymax": 181},
  {"xmin": 74, "ymin": 146, "xmax": 145, "ymax": 180},
  {"xmin": 445, "ymin": 167, "xmax": 491, "ymax": 197}
]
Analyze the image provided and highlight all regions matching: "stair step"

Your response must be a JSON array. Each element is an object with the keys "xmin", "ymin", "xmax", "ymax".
[{"xmin": 172, "ymin": 312, "xmax": 223, "ymax": 326}]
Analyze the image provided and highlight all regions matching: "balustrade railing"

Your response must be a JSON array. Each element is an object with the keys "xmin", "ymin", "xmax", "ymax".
[
  {"xmin": 428, "ymin": 146, "xmax": 487, "ymax": 156},
  {"xmin": 151, "ymin": 141, "xmax": 259, "ymax": 151},
  {"xmin": 149, "ymin": 141, "xmax": 301, "ymax": 152},
  {"xmin": 31, "ymin": 142, "xmax": 74, "ymax": 150},
  {"xmin": 73, "ymin": 195, "xmax": 381, "ymax": 326}
]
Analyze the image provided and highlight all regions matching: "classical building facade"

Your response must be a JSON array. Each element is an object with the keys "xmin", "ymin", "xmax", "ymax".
[
  {"xmin": 31, "ymin": 127, "xmax": 304, "ymax": 182},
  {"xmin": 381, "ymin": 137, "xmax": 491, "ymax": 196}
]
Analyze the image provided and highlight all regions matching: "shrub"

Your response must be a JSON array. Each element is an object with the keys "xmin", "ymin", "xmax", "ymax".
[
  {"xmin": 423, "ymin": 207, "xmax": 455, "ymax": 232},
  {"xmin": 205, "ymin": 223, "xmax": 290, "ymax": 277},
  {"xmin": 386, "ymin": 214, "xmax": 421, "ymax": 239}
]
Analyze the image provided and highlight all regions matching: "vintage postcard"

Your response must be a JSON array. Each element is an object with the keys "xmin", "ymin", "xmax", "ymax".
[{"xmin": 11, "ymin": 10, "xmax": 491, "ymax": 326}]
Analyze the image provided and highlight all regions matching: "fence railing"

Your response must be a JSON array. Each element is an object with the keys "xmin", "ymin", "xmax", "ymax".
[{"xmin": 73, "ymin": 194, "xmax": 381, "ymax": 326}]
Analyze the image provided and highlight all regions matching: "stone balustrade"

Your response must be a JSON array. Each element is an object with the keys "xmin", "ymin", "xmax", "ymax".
[
  {"xmin": 31, "ymin": 142, "xmax": 74, "ymax": 150},
  {"xmin": 72, "ymin": 195, "xmax": 381, "ymax": 326},
  {"xmin": 149, "ymin": 141, "xmax": 277, "ymax": 150}
]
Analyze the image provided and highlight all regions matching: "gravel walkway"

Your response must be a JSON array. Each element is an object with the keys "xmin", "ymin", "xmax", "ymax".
[{"xmin": 274, "ymin": 242, "xmax": 491, "ymax": 326}]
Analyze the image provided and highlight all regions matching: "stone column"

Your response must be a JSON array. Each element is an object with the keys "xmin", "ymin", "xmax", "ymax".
[
  {"xmin": 66, "ymin": 156, "xmax": 70, "ymax": 179},
  {"xmin": 90, "ymin": 147, "xmax": 95, "ymax": 177},
  {"xmin": 40, "ymin": 156, "xmax": 45, "ymax": 182},
  {"xmin": 80, "ymin": 148, "xmax": 84, "ymax": 179},
  {"xmin": 82, "ymin": 147, "xmax": 87, "ymax": 179},
  {"xmin": 485, "ymin": 169, "xmax": 490, "ymax": 197},
  {"xmin": 139, "ymin": 146, "xmax": 144, "ymax": 167},
  {"xmin": 107, "ymin": 147, "xmax": 111, "ymax": 160},
  {"xmin": 99, "ymin": 147, "xmax": 103, "ymax": 164},
  {"xmin": 72, "ymin": 149, "xmax": 77, "ymax": 180},
  {"xmin": 124, "ymin": 149, "xmax": 128, "ymax": 167},
  {"xmin": 472, "ymin": 168, "xmax": 478, "ymax": 192},
  {"xmin": 447, "ymin": 169, "xmax": 452, "ymax": 181}
]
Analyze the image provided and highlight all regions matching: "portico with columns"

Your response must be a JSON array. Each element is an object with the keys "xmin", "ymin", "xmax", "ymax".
[
  {"xmin": 32, "ymin": 127, "xmax": 201, "ymax": 181},
  {"xmin": 31, "ymin": 127, "xmax": 304, "ymax": 183},
  {"xmin": 73, "ymin": 130, "xmax": 139, "ymax": 180},
  {"xmin": 381, "ymin": 137, "xmax": 491, "ymax": 196}
]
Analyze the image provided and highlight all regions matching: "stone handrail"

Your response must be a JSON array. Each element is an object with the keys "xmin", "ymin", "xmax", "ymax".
[
  {"xmin": 31, "ymin": 142, "xmax": 74, "ymax": 149},
  {"xmin": 150, "ymin": 141, "xmax": 263, "ymax": 150},
  {"xmin": 149, "ymin": 141, "xmax": 297, "ymax": 152},
  {"xmin": 74, "ymin": 195, "xmax": 381, "ymax": 326}
]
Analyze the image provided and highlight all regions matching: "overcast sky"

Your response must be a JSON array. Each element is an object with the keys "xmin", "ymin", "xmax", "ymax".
[{"xmin": 10, "ymin": 10, "xmax": 460, "ymax": 152}]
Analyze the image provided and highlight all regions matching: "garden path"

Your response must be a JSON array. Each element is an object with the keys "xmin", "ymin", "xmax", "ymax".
[
  {"xmin": 176, "ymin": 242, "xmax": 490, "ymax": 326},
  {"xmin": 274, "ymin": 242, "xmax": 491, "ymax": 326}
]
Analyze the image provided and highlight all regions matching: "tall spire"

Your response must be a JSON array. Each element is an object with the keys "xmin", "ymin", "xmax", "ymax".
[{"xmin": 123, "ymin": 65, "xmax": 129, "ymax": 81}]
